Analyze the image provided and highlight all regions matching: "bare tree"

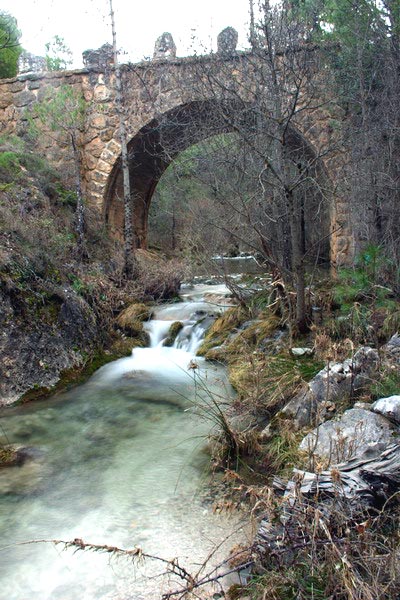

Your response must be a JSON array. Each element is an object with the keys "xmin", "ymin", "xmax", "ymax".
[
  {"xmin": 151, "ymin": 2, "xmax": 335, "ymax": 331},
  {"xmin": 30, "ymin": 85, "xmax": 87, "ymax": 257},
  {"xmin": 109, "ymin": 0, "xmax": 138, "ymax": 278}
]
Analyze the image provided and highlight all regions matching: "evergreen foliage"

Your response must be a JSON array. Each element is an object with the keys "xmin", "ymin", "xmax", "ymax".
[{"xmin": 0, "ymin": 11, "xmax": 22, "ymax": 78}]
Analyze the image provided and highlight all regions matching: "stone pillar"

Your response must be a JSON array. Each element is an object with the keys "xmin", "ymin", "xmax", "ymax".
[
  {"xmin": 153, "ymin": 33, "xmax": 177, "ymax": 61},
  {"xmin": 217, "ymin": 27, "xmax": 238, "ymax": 55}
]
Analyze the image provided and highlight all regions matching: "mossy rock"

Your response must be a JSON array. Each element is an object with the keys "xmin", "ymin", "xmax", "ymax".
[
  {"xmin": 19, "ymin": 335, "xmax": 150, "ymax": 405},
  {"xmin": 225, "ymin": 315, "xmax": 281, "ymax": 357},
  {"xmin": 110, "ymin": 335, "xmax": 148, "ymax": 355},
  {"xmin": 197, "ymin": 305, "xmax": 249, "ymax": 356},
  {"xmin": 0, "ymin": 446, "xmax": 19, "ymax": 468},
  {"xmin": 203, "ymin": 346, "xmax": 227, "ymax": 362},
  {"xmin": 163, "ymin": 321, "xmax": 184, "ymax": 347},
  {"xmin": 116, "ymin": 303, "xmax": 151, "ymax": 337}
]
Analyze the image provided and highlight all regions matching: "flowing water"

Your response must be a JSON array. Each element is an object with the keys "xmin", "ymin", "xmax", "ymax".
[{"xmin": 0, "ymin": 285, "xmax": 245, "ymax": 600}]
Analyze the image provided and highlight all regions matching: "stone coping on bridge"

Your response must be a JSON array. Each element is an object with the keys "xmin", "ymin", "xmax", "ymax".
[
  {"xmin": 0, "ymin": 47, "xmax": 355, "ymax": 267},
  {"xmin": 1, "ymin": 50, "xmax": 251, "ymax": 87}
]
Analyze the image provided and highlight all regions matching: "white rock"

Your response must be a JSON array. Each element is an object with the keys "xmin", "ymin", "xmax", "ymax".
[
  {"xmin": 299, "ymin": 408, "xmax": 397, "ymax": 465},
  {"xmin": 291, "ymin": 347, "xmax": 314, "ymax": 357},
  {"xmin": 372, "ymin": 395, "xmax": 400, "ymax": 425}
]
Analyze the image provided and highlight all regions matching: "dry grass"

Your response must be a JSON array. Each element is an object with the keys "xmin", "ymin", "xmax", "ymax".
[{"xmin": 249, "ymin": 490, "xmax": 400, "ymax": 600}]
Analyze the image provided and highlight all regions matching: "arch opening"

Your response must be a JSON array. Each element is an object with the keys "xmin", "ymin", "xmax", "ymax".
[{"xmin": 104, "ymin": 100, "xmax": 331, "ymax": 266}]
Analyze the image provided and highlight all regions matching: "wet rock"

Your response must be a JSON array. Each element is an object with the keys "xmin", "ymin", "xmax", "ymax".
[
  {"xmin": 116, "ymin": 303, "xmax": 151, "ymax": 343},
  {"xmin": 372, "ymin": 396, "xmax": 400, "ymax": 425},
  {"xmin": 163, "ymin": 321, "xmax": 184, "ymax": 347},
  {"xmin": 153, "ymin": 32, "xmax": 177, "ymax": 60},
  {"xmin": 280, "ymin": 346, "xmax": 379, "ymax": 428},
  {"xmin": 217, "ymin": 27, "xmax": 239, "ymax": 54},
  {"xmin": 299, "ymin": 407, "xmax": 398, "ymax": 465}
]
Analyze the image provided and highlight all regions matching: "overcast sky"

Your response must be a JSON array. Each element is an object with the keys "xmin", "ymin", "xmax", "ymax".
[{"xmin": 2, "ymin": 0, "xmax": 254, "ymax": 67}]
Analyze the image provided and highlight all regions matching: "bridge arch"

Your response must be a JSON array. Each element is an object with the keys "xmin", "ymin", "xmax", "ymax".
[{"xmin": 104, "ymin": 98, "xmax": 332, "ymax": 259}]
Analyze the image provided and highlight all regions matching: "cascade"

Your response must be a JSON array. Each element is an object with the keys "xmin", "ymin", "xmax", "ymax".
[{"xmin": 0, "ymin": 284, "xmax": 242, "ymax": 600}]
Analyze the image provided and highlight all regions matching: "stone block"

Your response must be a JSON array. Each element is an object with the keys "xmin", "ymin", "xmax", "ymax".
[
  {"xmin": 89, "ymin": 113, "xmax": 107, "ymax": 129},
  {"xmin": 13, "ymin": 90, "xmax": 36, "ymax": 107},
  {"xmin": 93, "ymin": 84, "xmax": 112, "ymax": 102},
  {"xmin": 99, "ymin": 128, "xmax": 115, "ymax": 143},
  {"xmin": 217, "ymin": 27, "xmax": 238, "ymax": 54},
  {"xmin": 9, "ymin": 81, "xmax": 25, "ymax": 93},
  {"xmin": 372, "ymin": 396, "xmax": 400, "ymax": 425},
  {"xmin": 0, "ymin": 92, "xmax": 13, "ymax": 109},
  {"xmin": 85, "ymin": 137, "xmax": 104, "ymax": 158},
  {"xmin": 153, "ymin": 33, "xmax": 176, "ymax": 61},
  {"xmin": 96, "ymin": 159, "xmax": 113, "ymax": 173},
  {"xmin": 92, "ymin": 170, "xmax": 108, "ymax": 183}
]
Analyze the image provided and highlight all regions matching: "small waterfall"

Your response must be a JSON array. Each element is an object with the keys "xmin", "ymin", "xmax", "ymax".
[
  {"xmin": 145, "ymin": 319, "xmax": 172, "ymax": 347},
  {"xmin": 92, "ymin": 288, "xmax": 228, "ymax": 385},
  {"xmin": 144, "ymin": 299, "xmax": 222, "ymax": 354}
]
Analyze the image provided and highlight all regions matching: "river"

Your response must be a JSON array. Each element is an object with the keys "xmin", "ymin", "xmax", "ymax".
[{"xmin": 0, "ymin": 284, "xmax": 246, "ymax": 600}]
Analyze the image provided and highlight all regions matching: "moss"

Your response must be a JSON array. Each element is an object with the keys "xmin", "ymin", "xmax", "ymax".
[
  {"xmin": 0, "ymin": 446, "xmax": 18, "ymax": 468},
  {"xmin": 203, "ymin": 346, "xmax": 227, "ymax": 362},
  {"xmin": 262, "ymin": 418, "xmax": 306, "ymax": 476},
  {"xmin": 228, "ymin": 352, "xmax": 324, "ymax": 413},
  {"xmin": 116, "ymin": 303, "xmax": 152, "ymax": 338},
  {"xmin": 196, "ymin": 305, "xmax": 249, "ymax": 356},
  {"xmin": 225, "ymin": 316, "xmax": 281, "ymax": 357},
  {"xmin": 163, "ymin": 321, "xmax": 184, "ymax": 347}
]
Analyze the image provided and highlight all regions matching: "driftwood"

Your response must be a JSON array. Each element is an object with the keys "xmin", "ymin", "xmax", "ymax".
[
  {"xmin": 256, "ymin": 444, "xmax": 400, "ymax": 561},
  {"xmin": 275, "ymin": 442, "xmax": 400, "ymax": 508}
]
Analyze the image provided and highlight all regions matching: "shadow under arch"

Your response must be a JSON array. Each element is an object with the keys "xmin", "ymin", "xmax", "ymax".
[{"xmin": 104, "ymin": 99, "xmax": 331, "ymax": 260}]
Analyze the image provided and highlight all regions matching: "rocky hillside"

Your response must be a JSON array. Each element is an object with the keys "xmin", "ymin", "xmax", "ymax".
[{"xmin": 0, "ymin": 135, "xmax": 185, "ymax": 405}]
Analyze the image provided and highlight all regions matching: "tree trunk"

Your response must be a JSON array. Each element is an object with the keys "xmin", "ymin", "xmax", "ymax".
[
  {"xmin": 71, "ymin": 134, "xmax": 86, "ymax": 258},
  {"xmin": 287, "ymin": 186, "xmax": 308, "ymax": 333},
  {"xmin": 109, "ymin": 0, "xmax": 138, "ymax": 279}
]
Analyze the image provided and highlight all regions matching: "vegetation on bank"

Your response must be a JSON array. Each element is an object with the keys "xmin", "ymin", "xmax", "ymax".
[
  {"xmin": 0, "ymin": 134, "xmax": 187, "ymax": 410},
  {"xmin": 194, "ymin": 252, "xmax": 400, "ymax": 600}
]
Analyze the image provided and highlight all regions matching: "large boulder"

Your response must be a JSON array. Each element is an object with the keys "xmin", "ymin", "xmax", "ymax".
[
  {"xmin": 299, "ymin": 407, "xmax": 398, "ymax": 465},
  {"xmin": 0, "ymin": 288, "xmax": 99, "ymax": 407},
  {"xmin": 280, "ymin": 347, "xmax": 379, "ymax": 428}
]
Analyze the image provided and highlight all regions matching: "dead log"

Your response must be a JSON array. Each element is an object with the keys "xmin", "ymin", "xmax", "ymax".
[
  {"xmin": 256, "ymin": 444, "xmax": 400, "ymax": 563},
  {"xmin": 277, "ymin": 442, "xmax": 400, "ymax": 509}
]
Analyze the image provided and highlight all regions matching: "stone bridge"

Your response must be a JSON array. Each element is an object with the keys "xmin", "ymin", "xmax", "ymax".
[{"xmin": 0, "ymin": 41, "xmax": 353, "ymax": 265}]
